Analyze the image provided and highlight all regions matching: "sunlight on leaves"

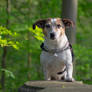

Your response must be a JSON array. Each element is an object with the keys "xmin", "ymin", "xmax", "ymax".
[{"xmin": 29, "ymin": 26, "xmax": 44, "ymax": 41}]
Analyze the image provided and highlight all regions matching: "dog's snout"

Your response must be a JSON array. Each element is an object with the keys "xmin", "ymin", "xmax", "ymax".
[
  {"xmin": 50, "ymin": 33, "xmax": 55, "ymax": 37},
  {"xmin": 50, "ymin": 33, "xmax": 55, "ymax": 40}
]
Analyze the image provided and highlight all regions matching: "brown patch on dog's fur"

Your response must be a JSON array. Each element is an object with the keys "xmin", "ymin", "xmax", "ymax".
[
  {"xmin": 54, "ymin": 18, "xmax": 65, "ymax": 36},
  {"xmin": 43, "ymin": 29, "xmax": 47, "ymax": 36},
  {"xmin": 62, "ymin": 19, "xmax": 74, "ymax": 28},
  {"xmin": 33, "ymin": 18, "xmax": 51, "ymax": 36},
  {"xmin": 56, "ymin": 18, "xmax": 61, "ymax": 23},
  {"xmin": 55, "ymin": 18, "xmax": 65, "ymax": 36},
  {"xmin": 33, "ymin": 18, "xmax": 74, "ymax": 37},
  {"xmin": 60, "ymin": 28, "xmax": 65, "ymax": 36},
  {"xmin": 33, "ymin": 18, "xmax": 51, "ymax": 29},
  {"xmin": 56, "ymin": 18, "xmax": 65, "ymax": 28}
]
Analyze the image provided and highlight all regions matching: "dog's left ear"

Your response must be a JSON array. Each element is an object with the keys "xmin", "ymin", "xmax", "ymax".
[
  {"xmin": 62, "ymin": 19, "xmax": 74, "ymax": 28},
  {"xmin": 33, "ymin": 19, "xmax": 46, "ymax": 30}
]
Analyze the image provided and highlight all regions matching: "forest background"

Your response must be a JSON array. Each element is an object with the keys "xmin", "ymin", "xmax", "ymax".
[{"xmin": 0, "ymin": 0, "xmax": 92, "ymax": 92}]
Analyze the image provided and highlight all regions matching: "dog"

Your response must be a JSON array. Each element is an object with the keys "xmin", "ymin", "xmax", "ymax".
[{"xmin": 33, "ymin": 18, "xmax": 75, "ymax": 82}]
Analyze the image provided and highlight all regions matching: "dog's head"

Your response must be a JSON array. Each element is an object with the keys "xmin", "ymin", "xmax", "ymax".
[{"xmin": 33, "ymin": 18, "xmax": 74, "ymax": 40}]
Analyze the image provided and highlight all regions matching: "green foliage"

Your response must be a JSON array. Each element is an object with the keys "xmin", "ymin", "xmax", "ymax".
[
  {"xmin": 29, "ymin": 26, "xmax": 44, "ymax": 41},
  {"xmin": 75, "ymin": 0, "xmax": 92, "ymax": 84},
  {"xmin": 0, "ymin": 69, "xmax": 15, "ymax": 79},
  {"xmin": 0, "ymin": 26, "xmax": 20, "ymax": 50},
  {"xmin": 0, "ymin": 0, "xmax": 92, "ymax": 91},
  {"xmin": 73, "ymin": 44, "xmax": 92, "ymax": 83}
]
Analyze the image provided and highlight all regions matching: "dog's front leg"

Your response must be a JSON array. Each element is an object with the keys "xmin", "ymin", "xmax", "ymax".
[
  {"xmin": 65, "ymin": 62, "xmax": 74, "ymax": 82},
  {"xmin": 43, "ymin": 66, "xmax": 51, "ymax": 80}
]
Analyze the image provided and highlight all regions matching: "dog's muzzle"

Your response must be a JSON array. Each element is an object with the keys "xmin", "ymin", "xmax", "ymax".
[{"xmin": 50, "ymin": 33, "xmax": 55, "ymax": 40}]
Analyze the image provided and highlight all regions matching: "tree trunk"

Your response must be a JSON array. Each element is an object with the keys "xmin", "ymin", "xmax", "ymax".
[
  {"xmin": 27, "ymin": 0, "xmax": 32, "ymax": 79},
  {"xmin": 1, "ymin": 0, "xmax": 11, "ymax": 91},
  {"xmin": 62, "ymin": 0, "xmax": 78, "ymax": 44},
  {"xmin": 62, "ymin": 0, "xmax": 78, "ymax": 77},
  {"xmin": 1, "ymin": 47, "xmax": 7, "ymax": 92}
]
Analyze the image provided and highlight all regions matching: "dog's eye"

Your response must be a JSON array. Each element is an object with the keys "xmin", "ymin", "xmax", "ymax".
[
  {"xmin": 45, "ymin": 24, "xmax": 50, "ymax": 28},
  {"xmin": 57, "ymin": 24, "xmax": 61, "ymax": 28}
]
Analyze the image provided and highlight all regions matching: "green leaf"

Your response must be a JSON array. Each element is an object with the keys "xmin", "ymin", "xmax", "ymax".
[
  {"xmin": 29, "ymin": 26, "xmax": 44, "ymax": 41},
  {"xmin": 1, "ymin": 69, "xmax": 15, "ymax": 79}
]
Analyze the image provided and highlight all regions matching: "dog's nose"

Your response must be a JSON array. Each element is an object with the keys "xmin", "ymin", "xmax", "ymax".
[{"xmin": 50, "ymin": 33, "xmax": 55, "ymax": 40}]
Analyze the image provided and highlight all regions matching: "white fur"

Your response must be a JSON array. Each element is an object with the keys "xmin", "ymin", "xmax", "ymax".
[
  {"xmin": 40, "ymin": 19, "xmax": 74, "ymax": 81},
  {"xmin": 40, "ymin": 34, "xmax": 74, "ymax": 81},
  {"xmin": 51, "ymin": 18, "xmax": 57, "ymax": 23}
]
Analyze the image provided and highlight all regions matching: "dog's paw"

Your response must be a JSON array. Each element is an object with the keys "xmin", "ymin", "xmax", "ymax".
[{"xmin": 65, "ymin": 77, "xmax": 75, "ymax": 82}]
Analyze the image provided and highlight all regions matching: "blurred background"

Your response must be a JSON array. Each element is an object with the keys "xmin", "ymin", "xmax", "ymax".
[{"xmin": 0, "ymin": 0, "xmax": 92, "ymax": 91}]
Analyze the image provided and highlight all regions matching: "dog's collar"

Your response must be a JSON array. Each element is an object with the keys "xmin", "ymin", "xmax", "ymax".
[{"xmin": 40, "ymin": 42, "xmax": 70, "ymax": 54}]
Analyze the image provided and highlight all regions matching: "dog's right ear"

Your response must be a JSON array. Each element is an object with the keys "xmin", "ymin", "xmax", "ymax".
[{"xmin": 33, "ymin": 19, "xmax": 46, "ymax": 30}]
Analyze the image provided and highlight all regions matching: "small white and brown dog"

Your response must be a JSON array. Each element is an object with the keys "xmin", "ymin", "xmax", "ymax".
[{"xmin": 33, "ymin": 18, "xmax": 75, "ymax": 82}]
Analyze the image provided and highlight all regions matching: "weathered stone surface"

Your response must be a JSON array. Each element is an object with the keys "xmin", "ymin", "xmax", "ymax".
[{"xmin": 18, "ymin": 81, "xmax": 92, "ymax": 92}]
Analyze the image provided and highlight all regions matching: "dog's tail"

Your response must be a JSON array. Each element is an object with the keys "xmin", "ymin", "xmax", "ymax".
[
  {"xmin": 57, "ymin": 67, "xmax": 66, "ymax": 75},
  {"xmin": 57, "ymin": 66, "xmax": 66, "ymax": 80}
]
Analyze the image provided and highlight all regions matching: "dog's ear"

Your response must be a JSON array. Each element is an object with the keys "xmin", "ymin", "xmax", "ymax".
[
  {"xmin": 62, "ymin": 19, "xmax": 74, "ymax": 28},
  {"xmin": 33, "ymin": 19, "xmax": 47, "ymax": 30}
]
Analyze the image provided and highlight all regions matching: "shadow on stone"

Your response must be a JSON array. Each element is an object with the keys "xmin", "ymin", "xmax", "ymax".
[{"xmin": 18, "ymin": 84, "xmax": 45, "ymax": 92}]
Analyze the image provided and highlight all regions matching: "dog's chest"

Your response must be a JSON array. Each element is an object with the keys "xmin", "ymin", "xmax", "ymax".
[
  {"xmin": 40, "ymin": 51, "xmax": 67, "ymax": 73},
  {"xmin": 40, "ymin": 51, "xmax": 66, "ymax": 65}
]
